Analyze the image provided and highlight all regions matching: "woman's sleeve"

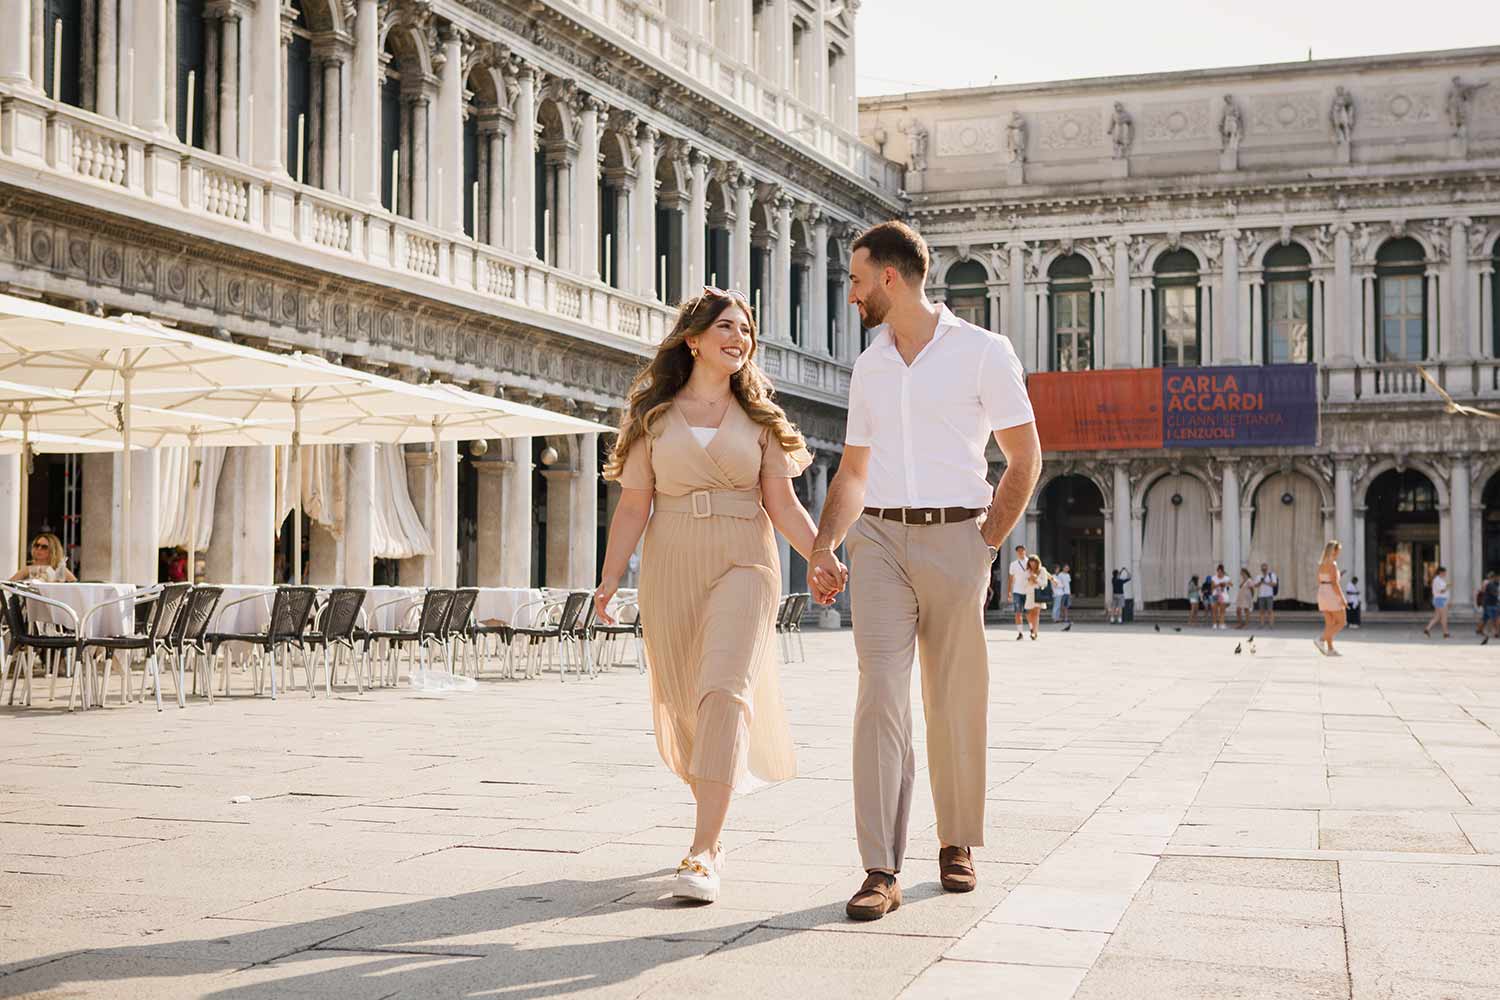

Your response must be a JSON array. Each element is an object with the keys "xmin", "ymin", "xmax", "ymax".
[
  {"xmin": 618, "ymin": 437, "xmax": 655, "ymax": 491},
  {"xmin": 760, "ymin": 429, "xmax": 813, "ymax": 479}
]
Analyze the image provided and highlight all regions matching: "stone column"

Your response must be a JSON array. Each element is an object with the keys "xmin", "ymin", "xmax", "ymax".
[
  {"xmin": 0, "ymin": 454, "xmax": 18, "ymax": 574},
  {"xmin": 1449, "ymin": 217, "xmax": 1472, "ymax": 358},
  {"xmin": 409, "ymin": 96, "xmax": 430, "ymax": 224},
  {"xmin": 350, "ymin": 0, "xmax": 378, "ymax": 198},
  {"xmin": 473, "ymin": 456, "xmax": 505, "ymax": 586},
  {"xmin": 1221, "ymin": 459, "xmax": 1241, "ymax": 573},
  {"xmin": 436, "ymin": 24, "xmax": 463, "ymax": 231},
  {"xmin": 773, "ymin": 192, "xmax": 793, "ymax": 341},
  {"xmin": 1113, "ymin": 236, "xmax": 1131, "ymax": 367},
  {"xmin": 732, "ymin": 169, "xmax": 753, "ymax": 293},
  {"xmin": 512, "ymin": 65, "xmax": 538, "ymax": 256},
  {"xmin": 686, "ymin": 147, "xmax": 709, "ymax": 290},
  {"xmin": 1008, "ymin": 241, "xmax": 1027, "ymax": 358},
  {"xmin": 1451, "ymin": 455, "xmax": 1472, "ymax": 617},
  {"xmin": 1334, "ymin": 458, "xmax": 1354, "ymax": 573},
  {"xmin": 777, "ymin": 534, "xmax": 792, "ymax": 595},
  {"xmin": 1112, "ymin": 462, "xmax": 1132, "ymax": 586},
  {"xmin": 131, "ymin": 0, "xmax": 169, "ymax": 134},
  {"xmin": 1426, "ymin": 267, "xmax": 1441, "ymax": 358},
  {"xmin": 501, "ymin": 436, "xmax": 533, "ymax": 587},
  {"xmin": 344, "ymin": 443, "xmax": 374, "ymax": 586},
  {"xmin": 483, "ymin": 122, "xmax": 505, "ymax": 245},
  {"xmin": 318, "ymin": 53, "xmax": 343, "ymax": 191},
  {"xmin": 218, "ymin": 11, "xmax": 239, "ymax": 157},
  {"xmin": 543, "ymin": 460, "xmax": 574, "ymax": 589},
  {"xmin": 634, "ymin": 123, "xmax": 659, "ymax": 297},
  {"xmin": 2, "ymin": 0, "xmax": 34, "ymax": 86},
  {"xmin": 1480, "ymin": 258, "xmax": 1496, "ymax": 361},
  {"xmin": 570, "ymin": 433, "xmax": 599, "ymax": 588},
  {"xmin": 436, "ymin": 440, "xmax": 458, "ymax": 586},
  {"xmin": 811, "ymin": 210, "xmax": 830, "ymax": 354},
  {"xmin": 1326, "ymin": 223, "xmax": 1353, "ymax": 363},
  {"xmin": 1219, "ymin": 229, "xmax": 1241, "ymax": 364},
  {"xmin": 96, "ymin": 0, "xmax": 117, "ymax": 115},
  {"xmin": 576, "ymin": 95, "xmax": 603, "ymax": 279}
]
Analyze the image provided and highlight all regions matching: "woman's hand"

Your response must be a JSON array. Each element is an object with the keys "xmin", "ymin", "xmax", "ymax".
[{"xmin": 593, "ymin": 574, "xmax": 621, "ymax": 626}]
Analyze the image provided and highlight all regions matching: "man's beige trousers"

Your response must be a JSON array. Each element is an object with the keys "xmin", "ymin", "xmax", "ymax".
[{"xmin": 846, "ymin": 514, "xmax": 991, "ymax": 873}]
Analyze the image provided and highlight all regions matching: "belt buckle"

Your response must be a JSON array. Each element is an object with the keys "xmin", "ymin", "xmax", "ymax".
[{"xmin": 690, "ymin": 490, "xmax": 712, "ymax": 519}]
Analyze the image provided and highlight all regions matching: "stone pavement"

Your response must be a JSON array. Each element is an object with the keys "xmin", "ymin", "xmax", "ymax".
[{"xmin": 2, "ymin": 623, "xmax": 1499, "ymax": 999}]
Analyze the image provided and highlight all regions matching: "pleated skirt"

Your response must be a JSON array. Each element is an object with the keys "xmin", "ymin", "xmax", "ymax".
[{"xmin": 638, "ymin": 507, "xmax": 797, "ymax": 790}]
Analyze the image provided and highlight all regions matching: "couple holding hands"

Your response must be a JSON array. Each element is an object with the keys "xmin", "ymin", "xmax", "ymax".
[{"xmin": 592, "ymin": 221, "xmax": 1042, "ymax": 919}]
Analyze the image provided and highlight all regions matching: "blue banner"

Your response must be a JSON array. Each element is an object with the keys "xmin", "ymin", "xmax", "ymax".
[{"xmin": 1161, "ymin": 364, "xmax": 1319, "ymax": 448}]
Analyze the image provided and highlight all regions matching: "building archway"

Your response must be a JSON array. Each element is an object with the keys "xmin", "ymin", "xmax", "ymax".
[
  {"xmin": 1140, "ymin": 472, "xmax": 1213, "ymax": 604},
  {"xmin": 1365, "ymin": 468, "xmax": 1439, "ymax": 610},
  {"xmin": 1247, "ymin": 470, "xmax": 1323, "ymax": 605},
  {"xmin": 1038, "ymin": 474, "xmax": 1105, "ymax": 600}
]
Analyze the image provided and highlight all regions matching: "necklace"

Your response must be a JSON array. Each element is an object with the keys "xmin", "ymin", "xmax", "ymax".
[{"xmin": 682, "ymin": 390, "xmax": 732, "ymax": 407}]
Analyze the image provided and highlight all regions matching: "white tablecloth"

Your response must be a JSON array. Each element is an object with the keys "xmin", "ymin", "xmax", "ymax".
[
  {"xmin": 364, "ymin": 586, "xmax": 546, "ymax": 631},
  {"xmin": 474, "ymin": 588, "xmax": 545, "ymax": 628},
  {"xmin": 26, "ymin": 583, "xmax": 140, "ymax": 639},
  {"xmin": 364, "ymin": 586, "xmax": 426, "ymax": 631},
  {"xmin": 209, "ymin": 585, "xmax": 278, "ymax": 636}
]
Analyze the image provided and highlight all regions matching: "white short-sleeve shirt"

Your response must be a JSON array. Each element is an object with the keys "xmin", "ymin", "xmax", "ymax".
[
  {"xmin": 1008, "ymin": 558, "xmax": 1029, "ymax": 595},
  {"xmin": 1055, "ymin": 571, "xmax": 1071, "ymax": 596},
  {"xmin": 845, "ymin": 306, "xmax": 1034, "ymax": 509}
]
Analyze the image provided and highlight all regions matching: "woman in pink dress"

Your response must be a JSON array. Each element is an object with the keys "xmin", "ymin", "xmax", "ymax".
[{"xmin": 1314, "ymin": 540, "xmax": 1347, "ymax": 656}]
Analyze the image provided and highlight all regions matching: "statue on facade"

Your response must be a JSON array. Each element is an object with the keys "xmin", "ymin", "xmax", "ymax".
[
  {"xmin": 1330, "ymin": 86, "xmax": 1355, "ymax": 146},
  {"xmin": 1005, "ymin": 111, "xmax": 1027, "ymax": 164},
  {"xmin": 1218, "ymin": 94, "xmax": 1242, "ymax": 153},
  {"xmin": 902, "ymin": 119, "xmax": 929, "ymax": 173},
  {"xmin": 1446, "ymin": 76, "xmax": 1489, "ymax": 139},
  {"xmin": 1108, "ymin": 102, "xmax": 1133, "ymax": 159}
]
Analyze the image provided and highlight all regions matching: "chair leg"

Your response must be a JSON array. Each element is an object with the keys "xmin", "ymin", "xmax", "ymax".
[
  {"xmin": 268, "ymin": 645, "xmax": 279, "ymax": 700},
  {"xmin": 148, "ymin": 653, "xmax": 163, "ymax": 712},
  {"xmin": 203, "ymin": 650, "xmax": 215, "ymax": 705}
]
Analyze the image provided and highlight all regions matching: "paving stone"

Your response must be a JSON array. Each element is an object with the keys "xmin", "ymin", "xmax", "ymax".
[
  {"xmin": 1073, "ymin": 954, "xmax": 1350, "ymax": 1000},
  {"xmin": 900, "ymin": 959, "xmax": 1086, "ymax": 999},
  {"xmin": 1319, "ymin": 809, "xmax": 1475, "ymax": 853},
  {"xmin": 946, "ymin": 921, "xmax": 1109, "ymax": 967}
]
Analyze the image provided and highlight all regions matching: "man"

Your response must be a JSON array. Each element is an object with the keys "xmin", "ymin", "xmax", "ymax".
[
  {"xmin": 1345, "ymin": 575, "xmax": 1362, "ymax": 629},
  {"xmin": 1009, "ymin": 545, "xmax": 1029, "ymax": 640},
  {"xmin": 1482, "ymin": 572, "xmax": 1500, "ymax": 645},
  {"xmin": 1254, "ymin": 562, "xmax": 1278, "ymax": 628},
  {"xmin": 1051, "ymin": 563, "xmax": 1070, "ymax": 624},
  {"xmin": 807, "ymin": 221, "xmax": 1041, "ymax": 922}
]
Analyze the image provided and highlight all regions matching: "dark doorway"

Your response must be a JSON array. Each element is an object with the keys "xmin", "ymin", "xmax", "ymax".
[
  {"xmin": 1365, "ymin": 468, "xmax": 1439, "ymax": 611},
  {"xmin": 1482, "ymin": 473, "xmax": 1500, "ymax": 584},
  {"xmin": 457, "ymin": 446, "xmax": 477, "ymax": 586},
  {"xmin": 1039, "ymin": 474, "xmax": 1105, "ymax": 600}
]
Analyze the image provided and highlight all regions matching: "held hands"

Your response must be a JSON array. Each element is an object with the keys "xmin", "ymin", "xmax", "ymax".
[
  {"xmin": 593, "ymin": 574, "xmax": 620, "ymax": 626},
  {"xmin": 808, "ymin": 549, "xmax": 848, "ymax": 606}
]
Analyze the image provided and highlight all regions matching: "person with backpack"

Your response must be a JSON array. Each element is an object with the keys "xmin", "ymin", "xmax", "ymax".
[{"xmin": 1254, "ymin": 562, "xmax": 1278, "ymax": 628}]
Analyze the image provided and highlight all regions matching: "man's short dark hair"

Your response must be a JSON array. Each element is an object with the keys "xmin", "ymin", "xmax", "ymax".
[{"xmin": 852, "ymin": 221, "xmax": 929, "ymax": 284}]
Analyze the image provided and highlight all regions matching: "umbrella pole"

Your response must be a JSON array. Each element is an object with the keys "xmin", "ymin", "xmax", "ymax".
[
  {"xmin": 121, "ymin": 368, "xmax": 134, "ymax": 583},
  {"xmin": 186, "ymin": 429, "xmax": 199, "ymax": 585},
  {"xmin": 292, "ymin": 397, "xmax": 302, "ymax": 586},
  {"xmin": 433, "ymin": 420, "xmax": 441, "ymax": 587},
  {"xmin": 17, "ymin": 410, "xmax": 30, "ymax": 574}
]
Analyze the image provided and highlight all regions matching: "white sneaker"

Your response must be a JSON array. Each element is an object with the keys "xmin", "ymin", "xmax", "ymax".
[
  {"xmin": 672, "ymin": 848, "xmax": 723, "ymax": 903},
  {"xmin": 1312, "ymin": 639, "xmax": 1327, "ymax": 656}
]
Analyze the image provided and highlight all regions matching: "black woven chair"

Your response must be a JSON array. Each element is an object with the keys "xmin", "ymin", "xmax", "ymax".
[
  {"xmin": 304, "ymin": 587, "xmax": 367, "ymax": 695},
  {"xmin": 205, "ymin": 586, "xmax": 312, "ymax": 700},
  {"xmin": 81, "ymin": 583, "xmax": 191, "ymax": 711},
  {"xmin": 151, "ymin": 586, "xmax": 223, "ymax": 708},
  {"xmin": 591, "ymin": 598, "xmax": 645, "ymax": 675},
  {"xmin": 1, "ymin": 583, "xmax": 82, "ymax": 708},
  {"xmin": 775, "ymin": 592, "xmax": 810, "ymax": 664},
  {"xmin": 512, "ymin": 590, "xmax": 589, "ymax": 681},
  {"xmin": 368, "ymin": 589, "xmax": 455, "ymax": 684},
  {"xmin": 467, "ymin": 615, "xmax": 516, "ymax": 678},
  {"xmin": 442, "ymin": 587, "xmax": 480, "ymax": 676}
]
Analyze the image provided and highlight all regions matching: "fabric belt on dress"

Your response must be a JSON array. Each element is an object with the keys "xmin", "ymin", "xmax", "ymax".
[
  {"xmin": 655, "ymin": 489, "xmax": 764, "ymax": 520},
  {"xmin": 862, "ymin": 506, "xmax": 986, "ymax": 526}
]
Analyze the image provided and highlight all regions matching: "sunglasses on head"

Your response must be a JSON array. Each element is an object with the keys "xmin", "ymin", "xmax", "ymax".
[{"xmin": 700, "ymin": 285, "xmax": 749, "ymax": 305}]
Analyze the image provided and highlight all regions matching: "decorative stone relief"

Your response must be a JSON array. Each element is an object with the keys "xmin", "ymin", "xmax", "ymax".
[
  {"xmin": 1365, "ymin": 86, "xmax": 1440, "ymax": 128},
  {"xmin": 935, "ymin": 117, "xmax": 1002, "ymax": 157},
  {"xmin": 1141, "ymin": 101, "xmax": 1211, "ymax": 144},
  {"xmin": 1036, "ymin": 108, "xmax": 1102, "ymax": 152},
  {"xmin": 1249, "ymin": 92, "xmax": 1322, "ymax": 134}
]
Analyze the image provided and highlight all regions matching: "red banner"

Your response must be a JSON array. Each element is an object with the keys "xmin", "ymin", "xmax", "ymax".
[{"xmin": 1030, "ymin": 369, "xmax": 1163, "ymax": 451}]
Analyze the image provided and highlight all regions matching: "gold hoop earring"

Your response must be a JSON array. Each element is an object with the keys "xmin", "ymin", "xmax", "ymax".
[{"xmin": 690, "ymin": 347, "xmax": 699, "ymax": 358}]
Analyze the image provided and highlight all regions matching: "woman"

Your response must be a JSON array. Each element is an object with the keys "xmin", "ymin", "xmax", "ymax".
[
  {"xmin": 1315, "ymin": 540, "xmax": 1347, "ymax": 656},
  {"xmin": 1424, "ymin": 566, "xmax": 1450, "ymax": 639},
  {"xmin": 595, "ymin": 287, "xmax": 819, "ymax": 905},
  {"xmin": 1210, "ymin": 564, "xmax": 1231, "ymax": 630},
  {"xmin": 1234, "ymin": 568, "xmax": 1254, "ymax": 629},
  {"xmin": 9, "ymin": 533, "xmax": 75, "ymax": 583},
  {"xmin": 1187, "ymin": 574, "xmax": 1201, "ymax": 626},
  {"xmin": 1023, "ymin": 555, "xmax": 1051, "ymax": 640}
]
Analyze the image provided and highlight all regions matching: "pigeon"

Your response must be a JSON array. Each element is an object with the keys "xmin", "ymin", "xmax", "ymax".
[
  {"xmin": 1154, "ymin": 624, "xmax": 1160, "ymax": 633},
  {"xmin": 1247, "ymin": 635, "xmax": 1255, "ymax": 643},
  {"xmin": 1173, "ymin": 627, "xmax": 1182, "ymax": 633},
  {"xmin": 1234, "ymin": 642, "xmax": 1242, "ymax": 655}
]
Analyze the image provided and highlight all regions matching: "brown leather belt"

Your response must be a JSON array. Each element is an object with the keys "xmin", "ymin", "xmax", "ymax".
[{"xmin": 863, "ymin": 506, "xmax": 985, "ymax": 526}]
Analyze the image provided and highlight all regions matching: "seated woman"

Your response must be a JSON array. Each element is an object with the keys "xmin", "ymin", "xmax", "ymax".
[{"xmin": 9, "ymin": 533, "xmax": 76, "ymax": 583}]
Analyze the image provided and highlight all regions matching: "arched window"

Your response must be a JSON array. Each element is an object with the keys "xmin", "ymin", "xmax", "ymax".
[
  {"xmin": 285, "ymin": 6, "xmax": 313, "ymax": 181},
  {"xmin": 1049, "ymin": 254, "xmax": 1093, "ymax": 371},
  {"xmin": 1263, "ymin": 243, "xmax": 1311, "ymax": 364},
  {"xmin": 42, "ymin": 0, "xmax": 83, "ymax": 107},
  {"xmin": 1154, "ymin": 248, "xmax": 1200, "ymax": 368},
  {"xmin": 378, "ymin": 59, "xmax": 401, "ymax": 212},
  {"xmin": 1376, "ymin": 238, "xmax": 1426, "ymax": 362},
  {"xmin": 945, "ymin": 261, "xmax": 989, "ymax": 329}
]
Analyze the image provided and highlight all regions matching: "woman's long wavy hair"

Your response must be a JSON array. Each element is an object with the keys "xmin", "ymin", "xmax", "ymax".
[{"xmin": 604, "ymin": 292, "xmax": 807, "ymax": 482}]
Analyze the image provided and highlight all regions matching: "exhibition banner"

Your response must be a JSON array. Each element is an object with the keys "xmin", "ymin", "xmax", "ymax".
[{"xmin": 1030, "ymin": 364, "xmax": 1318, "ymax": 451}]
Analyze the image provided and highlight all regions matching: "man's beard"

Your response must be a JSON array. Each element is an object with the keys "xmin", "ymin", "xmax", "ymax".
[{"xmin": 858, "ymin": 289, "xmax": 890, "ymax": 329}]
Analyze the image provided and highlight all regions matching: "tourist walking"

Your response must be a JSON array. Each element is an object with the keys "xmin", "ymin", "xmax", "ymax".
[
  {"xmin": 1481, "ymin": 572, "xmax": 1500, "ymax": 645},
  {"xmin": 1210, "ymin": 564, "xmax": 1232, "ymax": 630},
  {"xmin": 1024, "ymin": 555, "xmax": 1051, "ymax": 639},
  {"xmin": 1424, "ymin": 566, "xmax": 1451, "ymax": 638},
  {"xmin": 1345, "ymin": 576, "xmax": 1362, "ymax": 628},
  {"xmin": 596, "ymin": 286, "xmax": 820, "ymax": 904},
  {"xmin": 1234, "ymin": 568, "xmax": 1254, "ymax": 629},
  {"xmin": 1053, "ymin": 563, "xmax": 1072, "ymax": 627},
  {"xmin": 1109, "ymin": 569, "xmax": 1127, "ymax": 623},
  {"xmin": 1187, "ymin": 574, "xmax": 1202, "ymax": 626},
  {"xmin": 805, "ymin": 221, "xmax": 1041, "ymax": 921},
  {"xmin": 1254, "ymin": 562, "xmax": 1278, "ymax": 627},
  {"xmin": 1314, "ymin": 540, "xmax": 1347, "ymax": 656},
  {"xmin": 1008, "ymin": 545, "xmax": 1030, "ymax": 641}
]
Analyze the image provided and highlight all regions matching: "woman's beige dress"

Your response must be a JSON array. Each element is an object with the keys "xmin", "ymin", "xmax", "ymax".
[{"xmin": 618, "ymin": 399, "xmax": 810, "ymax": 789}]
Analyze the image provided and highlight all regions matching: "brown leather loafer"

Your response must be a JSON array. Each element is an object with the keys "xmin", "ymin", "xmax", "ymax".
[
  {"xmin": 845, "ymin": 871, "xmax": 901, "ymax": 921},
  {"xmin": 939, "ymin": 846, "xmax": 977, "ymax": 893}
]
